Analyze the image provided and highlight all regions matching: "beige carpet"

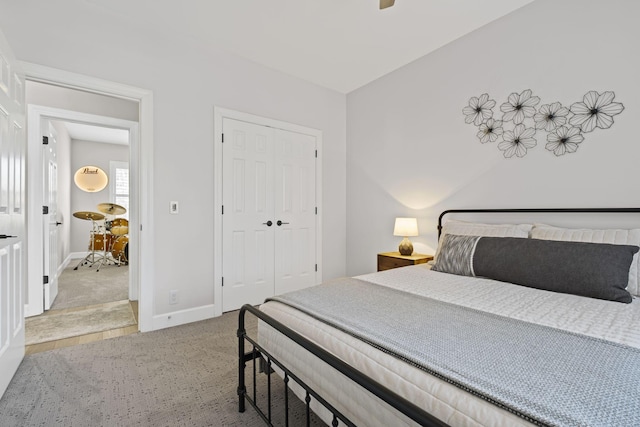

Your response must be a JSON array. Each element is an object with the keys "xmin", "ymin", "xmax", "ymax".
[
  {"xmin": 52, "ymin": 263, "xmax": 129, "ymax": 310},
  {"xmin": 25, "ymin": 300, "xmax": 136, "ymax": 345},
  {"xmin": 1, "ymin": 310, "xmax": 325, "ymax": 427}
]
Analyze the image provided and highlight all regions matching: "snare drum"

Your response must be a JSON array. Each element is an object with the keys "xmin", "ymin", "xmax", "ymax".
[
  {"xmin": 111, "ymin": 235, "xmax": 129, "ymax": 264},
  {"xmin": 88, "ymin": 233, "xmax": 115, "ymax": 252}
]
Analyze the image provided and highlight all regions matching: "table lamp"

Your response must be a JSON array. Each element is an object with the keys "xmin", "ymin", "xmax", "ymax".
[{"xmin": 393, "ymin": 217, "xmax": 419, "ymax": 256}]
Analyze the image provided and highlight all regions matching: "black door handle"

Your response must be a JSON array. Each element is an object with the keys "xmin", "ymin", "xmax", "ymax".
[
  {"xmin": 56, "ymin": 222, "xmax": 63, "ymax": 226},
  {"xmin": 263, "ymin": 220, "xmax": 273, "ymax": 227},
  {"xmin": 0, "ymin": 234, "xmax": 17, "ymax": 239},
  {"xmin": 276, "ymin": 220, "xmax": 290, "ymax": 226}
]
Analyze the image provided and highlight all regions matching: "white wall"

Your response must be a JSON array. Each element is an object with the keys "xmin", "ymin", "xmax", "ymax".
[
  {"xmin": 0, "ymin": 1, "xmax": 346, "ymax": 319},
  {"xmin": 27, "ymin": 81, "xmax": 139, "ymax": 122},
  {"xmin": 70, "ymin": 140, "xmax": 129, "ymax": 254},
  {"xmin": 346, "ymin": 0, "xmax": 640, "ymax": 275}
]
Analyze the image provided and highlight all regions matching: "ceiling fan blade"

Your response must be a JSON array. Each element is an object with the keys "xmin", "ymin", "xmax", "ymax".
[{"xmin": 380, "ymin": 0, "xmax": 395, "ymax": 9}]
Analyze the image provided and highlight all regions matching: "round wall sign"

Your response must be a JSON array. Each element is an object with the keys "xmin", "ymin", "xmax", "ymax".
[{"xmin": 74, "ymin": 166, "xmax": 108, "ymax": 192}]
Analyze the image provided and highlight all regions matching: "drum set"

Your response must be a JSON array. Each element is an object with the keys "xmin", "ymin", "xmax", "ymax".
[{"xmin": 73, "ymin": 202, "xmax": 129, "ymax": 271}]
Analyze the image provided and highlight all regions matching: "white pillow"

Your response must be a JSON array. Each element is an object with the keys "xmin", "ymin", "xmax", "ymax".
[
  {"xmin": 435, "ymin": 220, "xmax": 532, "ymax": 261},
  {"xmin": 531, "ymin": 224, "xmax": 640, "ymax": 297}
]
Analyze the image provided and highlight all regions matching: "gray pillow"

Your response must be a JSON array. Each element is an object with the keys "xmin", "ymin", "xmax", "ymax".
[{"xmin": 432, "ymin": 234, "xmax": 638, "ymax": 303}]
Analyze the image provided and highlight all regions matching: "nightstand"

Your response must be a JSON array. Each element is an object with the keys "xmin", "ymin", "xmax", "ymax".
[{"xmin": 377, "ymin": 252, "xmax": 434, "ymax": 272}]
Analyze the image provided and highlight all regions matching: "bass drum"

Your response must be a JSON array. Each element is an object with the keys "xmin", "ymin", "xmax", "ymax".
[
  {"xmin": 111, "ymin": 235, "xmax": 129, "ymax": 264},
  {"xmin": 88, "ymin": 233, "xmax": 115, "ymax": 252}
]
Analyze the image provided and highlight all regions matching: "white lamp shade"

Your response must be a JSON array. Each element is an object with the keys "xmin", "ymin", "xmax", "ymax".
[
  {"xmin": 393, "ymin": 217, "xmax": 419, "ymax": 237},
  {"xmin": 74, "ymin": 166, "xmax": 108, "ymax": 192}
]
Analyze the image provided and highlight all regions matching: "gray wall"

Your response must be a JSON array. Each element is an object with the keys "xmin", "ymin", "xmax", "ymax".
[
  {"xmin": 70, "ymin": 140, "xmax": 129, "ymax": 254},
  {"xmin": 1, "ymin": 1, "xmax": 347, "ymax": 319},
  {"xmin": 346, "ymin": 0, "xmax": 640, "ymax": 275},
  {"xmin": 27, "ymin": 81, "xmax": 139, "ymax": 122}
]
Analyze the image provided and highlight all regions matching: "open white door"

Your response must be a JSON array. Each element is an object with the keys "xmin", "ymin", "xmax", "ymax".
[
  {"xmin": 43, "ymin": 121, "xmax": 58, "ymax": 309},
  {"xmin": 0, "ymin": 28, "xmax": 27, "ymax": 397}
]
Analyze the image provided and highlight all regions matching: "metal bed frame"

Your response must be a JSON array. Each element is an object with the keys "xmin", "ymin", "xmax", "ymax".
[{"xmin": 238, "ymin": 207, "xmax": 640, "ymax": 427}]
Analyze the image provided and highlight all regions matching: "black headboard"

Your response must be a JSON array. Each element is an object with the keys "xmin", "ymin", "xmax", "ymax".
[{"xmin": 437, "ymin": 208, "xmax": 640, "ymax": 239}]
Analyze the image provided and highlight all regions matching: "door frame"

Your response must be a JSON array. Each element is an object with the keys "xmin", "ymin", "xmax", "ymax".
[
  {"xmin": 213, "ymin": 107, "xmax": 323, "ymax": 316},
  {"xmin": 22, "ymin": 62, "xmax": 155, "ymax": 332},
  {"xmin": 26, "ymin": 105, "xmax": 138, "ymax": 317}
]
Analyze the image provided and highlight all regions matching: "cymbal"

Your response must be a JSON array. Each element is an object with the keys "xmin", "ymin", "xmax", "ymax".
[
  {"xmin": 97, "ymin": 203, "xmax": 127, "ymax": 215},
  {"xmin": 73, "ymin": 211, "xmax": 105, "ymax": 221}
]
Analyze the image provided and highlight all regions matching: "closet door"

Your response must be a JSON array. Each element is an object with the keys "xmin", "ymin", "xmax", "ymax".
[
  {"xmin": 222, "ymin": 118, "xmax": 275, "ymax": 311},
  {"xmin": 273, "ymin": 129, "xmax": 316, "ymax": 295},
  {"xmin": 221, "ymin": 118, "xmax": 318, "ymax": 312}
]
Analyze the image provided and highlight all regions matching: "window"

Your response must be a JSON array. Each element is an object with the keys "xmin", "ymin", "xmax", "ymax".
[{"xmin": 110, "ymin": 161, "xmax": 129, "ymax": 220}]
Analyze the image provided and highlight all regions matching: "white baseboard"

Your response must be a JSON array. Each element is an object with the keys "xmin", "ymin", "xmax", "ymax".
[
  {"xmin": 56, "ymin": 255, "xmax": 71, "ymax": 278},
  {"xmin": 150, "ymin": 304, "xmax": 217, "ymax": 331},
  {"xmin": 69, "ymin": 251, "xmax": 90, "ymax": 259}
]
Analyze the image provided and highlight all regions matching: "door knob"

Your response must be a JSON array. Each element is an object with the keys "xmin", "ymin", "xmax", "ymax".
[
  {"xmin": 262, "ymin": 220, "xmax": 273, "ymax": 227},
  {"xmin": 276, "ymin": 220, "xmax": 290, "ymax": 226}
]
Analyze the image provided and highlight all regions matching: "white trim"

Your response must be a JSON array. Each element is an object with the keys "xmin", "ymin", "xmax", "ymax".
[
  {"xmin": 213, "ymin": 107, "xmax": 323, "ymax": 316},
  {"xmin": 109, "ymin": 160, "xmax": 130, "ymax": 220},
  {"xmin": 21, "ymin": 62, "xmax": 155, "ymax": 331},
  {"xmin": 151, "ymin": 304, "xmax": 216, "ymax": 331}
]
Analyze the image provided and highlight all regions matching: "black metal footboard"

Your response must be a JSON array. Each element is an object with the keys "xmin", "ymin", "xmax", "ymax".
[{"xmin": 238, "ymin": 304, "xmax": 448, "ymax": 427}]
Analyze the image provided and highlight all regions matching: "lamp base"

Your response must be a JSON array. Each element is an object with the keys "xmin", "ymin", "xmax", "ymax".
[{"xmin": 398, "ymin": 237, "xmax": 413, "ymax": 256}]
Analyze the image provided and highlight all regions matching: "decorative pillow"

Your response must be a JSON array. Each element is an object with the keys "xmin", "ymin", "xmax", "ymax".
[
  {"xmin": 440, "ymin": 219, "xmax": 533, "ymax": 238},
  {"xmin": 531, "ymin": 224, "xmax": 640, "ymax": 297},
  {"xmin": 435, "ymin": 220, "xmax": 532, "ymax": 262},
  {"xmin": 432, "ymin": 234, "xmax": 638, "ymax": 303}
]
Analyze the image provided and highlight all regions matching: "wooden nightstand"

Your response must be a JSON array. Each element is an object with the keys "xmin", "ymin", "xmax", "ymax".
[{"xmin": 377, "ymin": 252, "xmax": 434, "ymax": 272}]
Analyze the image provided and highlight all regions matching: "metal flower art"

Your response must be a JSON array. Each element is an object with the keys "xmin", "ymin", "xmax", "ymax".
[
  {"xmin": 569, "ymin": 91, "xmax": 624, "ymax": 133},
  {"xmin": 545, "ymin": 126, "xmax": 584, "ymax": 156},
  {"xmin": 463, "ymin": 90, "xmax": 623, "ymax": 158},
  {"xmin": 500, "ymin": 89, "xmax": 540, "ymax": 124},
  {"xmin": 463, "ymin": 93, "xmax": 496, "ymax": 126},
  {"xmin": 498, "ymin": 124, "xmax": 537, "ymax": 158}
]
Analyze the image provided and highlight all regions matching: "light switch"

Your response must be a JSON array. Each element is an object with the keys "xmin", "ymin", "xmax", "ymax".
[{"xmin": 170, "ymin": 201, "xmax": 179, "ymax": 214}]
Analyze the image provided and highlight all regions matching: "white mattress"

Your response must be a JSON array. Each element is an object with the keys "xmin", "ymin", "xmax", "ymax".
[{"xmin": 257, "ymin": 265, "xmax": 640, "ymax": 426}]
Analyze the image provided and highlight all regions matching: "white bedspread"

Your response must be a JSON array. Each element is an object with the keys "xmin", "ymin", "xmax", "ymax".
[
  {"xmin": 360, "ymin": 265, "xmax": 640, "ymax": 348},
  {"xmin": 257, "ymin": 265, "xmax": 640, "ymax": 426}
]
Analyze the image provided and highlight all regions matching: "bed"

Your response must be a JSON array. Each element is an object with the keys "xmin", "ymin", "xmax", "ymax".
[{"xmin": 238, "ymin": 208, "xmax": 640, "ymax": 427}]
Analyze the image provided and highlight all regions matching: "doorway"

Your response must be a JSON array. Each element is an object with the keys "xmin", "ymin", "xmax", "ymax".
[
  {"xmin": 21, "ymin": 63, "xmax": 154, "ymax": 333},
  {"xmin": 25, "ymin": 94, "xmax": 138, "ymax": 348}
]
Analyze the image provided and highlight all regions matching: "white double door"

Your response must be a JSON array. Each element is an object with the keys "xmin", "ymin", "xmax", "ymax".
[{"xmin": 222, "ymin": 118, "xmax": 317, "ymax": 312}]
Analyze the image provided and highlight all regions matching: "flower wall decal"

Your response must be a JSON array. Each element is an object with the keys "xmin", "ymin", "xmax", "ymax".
[
  {"xmin": 500, "ymin": 89, "xmax": 540, "ymax": 124},
  {"xmin": 477, "ymin": 118, "xmax": 504, "ymax": 143},
  {"xmin": 463, "ymin": 94, "xmax": 496, "ymax": 126},
  {"xmin": 534, "ymin": 102, "xmax": 569, "ymax": 132},
  {"xmin": 462, "ymin": 90, "xmax": 623, "ymax": 158},
  {"xmin": 546, "ymin": 126, "xmax": 584, "ymax": 156},
  {"xmin": 569, "ymin": 91, "xmax": 624, "ymax": 133},
  {"xmin": 498, "ymin": 124, "xmax": 537, "ymax": 158}
]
